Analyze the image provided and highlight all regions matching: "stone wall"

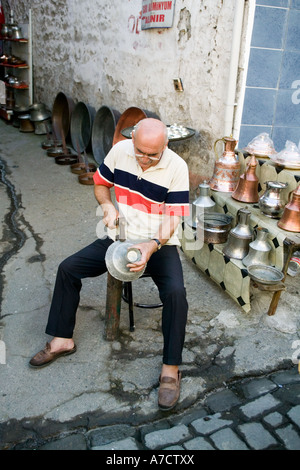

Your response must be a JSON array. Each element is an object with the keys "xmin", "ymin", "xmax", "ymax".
[{"xmin": 2, "ymin": 0, "xmax": 249, "ymax": 191}]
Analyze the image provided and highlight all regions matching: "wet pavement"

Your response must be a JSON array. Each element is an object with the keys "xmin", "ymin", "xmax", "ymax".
[{"xmin": 0, "ymin": 119, "xmax": 299, "ymax": 451}]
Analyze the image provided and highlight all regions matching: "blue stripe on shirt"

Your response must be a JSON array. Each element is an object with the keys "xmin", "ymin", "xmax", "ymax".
[{"xmin": 99, "ymin": 165, "xmax": 189, "ymax": 205}]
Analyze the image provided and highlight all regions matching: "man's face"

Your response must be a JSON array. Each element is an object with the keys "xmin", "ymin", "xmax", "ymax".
[{"xmin": 132, "ymin": 131, "xmax": 167, "ymax": 170}]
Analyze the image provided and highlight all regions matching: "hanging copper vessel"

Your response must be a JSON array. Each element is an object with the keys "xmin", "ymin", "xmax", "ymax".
[
  {"xmin": 232, "ymin": 155, "xmax": 259, "ymax": 203},
  {"xmin": 209, "ymin": 136, "xmax": 240, "ymax": 192},
  {"xmin": 278, "ymin": 184, "xmax": 300, "ymax": 232}
]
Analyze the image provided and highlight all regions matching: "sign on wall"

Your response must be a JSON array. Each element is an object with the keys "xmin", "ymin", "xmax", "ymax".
[{"xmin": 141, "ymin": 0, "xmax": 175, "ymax": 30}]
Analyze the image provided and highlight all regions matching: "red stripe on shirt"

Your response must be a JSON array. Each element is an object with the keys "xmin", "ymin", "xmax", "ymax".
[
  {"xmin": 115, "ymin": 186, "xmax": 189, "ymax": 216},
  {"xmin": 93, "ymin": 170, "xmax": 113, "ymax": 187}
]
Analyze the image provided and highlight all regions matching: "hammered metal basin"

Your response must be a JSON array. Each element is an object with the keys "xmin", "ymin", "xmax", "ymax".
[
  {"xmin": 70, "ymin": 102, "xmax": 95, "ymax": 153},
  {"xmin": 247, "ymin": 264, "xmax": 284, "ymax": 285},
  {"xmin": 52, "ymin": 92, "xmax": 75, "ymax": 140},
  {"xmin": 105, "ymin": 240, "xmax": 146, "ymax": 281},
  {"xmin": 112, "ymin": 107, "xmax": 160, "ymax": 145},
  {"xmin": 91, "ymin": 106, "xmax": 121, "ymax": 165}
]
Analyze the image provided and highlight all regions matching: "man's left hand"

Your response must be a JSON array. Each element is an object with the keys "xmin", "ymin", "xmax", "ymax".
[{"xmin": 126, "ymin": 240, "xmax": 158, "ymax": 272}]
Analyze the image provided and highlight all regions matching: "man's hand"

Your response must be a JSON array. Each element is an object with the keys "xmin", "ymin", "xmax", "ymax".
[
  {"xmin": 94, "ymin": 185, "xmax": 118, "ymax": 229},
  {"xmin": 102, "ymin": 203, "xmax": 119, "ymax": 229},
  {"xmin": 126, "ymin": 240, "xmax": 158, "ymax": 272}
]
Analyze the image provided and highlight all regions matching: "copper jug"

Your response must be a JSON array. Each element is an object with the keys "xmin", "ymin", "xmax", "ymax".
[
  {"xmin": 278, "ymin": 184, "xmax": 300, "ymax": 232},
  {"xmin": 210, "ymin": 136, "xmax": 240, "ymax": 192},
  {"xmin": 232, "ymin": 155, "xmax": 259, "ymax": 203}
]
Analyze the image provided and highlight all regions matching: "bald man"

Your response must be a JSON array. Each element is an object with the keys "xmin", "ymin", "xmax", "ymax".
[{"xmin": 30, "ymin": 119, "xmax": 190, "ymax": 411}]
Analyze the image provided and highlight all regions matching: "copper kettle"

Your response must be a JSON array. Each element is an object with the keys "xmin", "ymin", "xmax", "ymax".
[
  {"xmin": 232, "ymin": 155, "xmax": 259, "ymax": 203},
  {"xmin": 278, "ymin": 183, "xmax": 300, "ymax": 232},
  {"xmin": 210, "ymin": 136, "xmax": 240, "ymax": 192}
]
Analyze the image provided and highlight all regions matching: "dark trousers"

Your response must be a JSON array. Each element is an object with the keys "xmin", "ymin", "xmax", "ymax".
[{"xmin": 45, "ymin": 238, "xmax": 188, "ymax": 365}]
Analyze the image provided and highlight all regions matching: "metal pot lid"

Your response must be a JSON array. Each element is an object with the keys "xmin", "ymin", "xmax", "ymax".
[
  {"xmin": 70, "ymin": 101, "xmax": 96, "ymax": 153},
  {"xmin": 105, "ymin": 240, "xmax": 146, "ymax": 281},
  {"xmin": 91, "ymin": 105, "xmax": 121, "ymax": 165}
]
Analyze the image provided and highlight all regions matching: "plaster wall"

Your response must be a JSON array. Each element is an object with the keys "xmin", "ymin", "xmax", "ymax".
[{"xmin": 2, "ymin": 0, "xmax": 249, "ymax": 190}]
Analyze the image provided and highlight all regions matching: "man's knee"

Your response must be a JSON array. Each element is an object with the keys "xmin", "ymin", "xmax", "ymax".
[
  {"xmin": 162, "ymin": 286, "xmax": 187, "ymax": 306},
  {"xmin": 58, "ymin": 255, "xmax": 76, "ymax": 275}
]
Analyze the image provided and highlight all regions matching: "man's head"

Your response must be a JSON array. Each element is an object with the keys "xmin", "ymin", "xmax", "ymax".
[{"xmin": 132, "ymin": 118, "xmax": 168, "ymax": 170}]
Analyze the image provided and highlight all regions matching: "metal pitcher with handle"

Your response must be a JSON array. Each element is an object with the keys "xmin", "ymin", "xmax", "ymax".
[{"xmin": 209, "ymin": 136, "xmax": 240, "ymax": 192}]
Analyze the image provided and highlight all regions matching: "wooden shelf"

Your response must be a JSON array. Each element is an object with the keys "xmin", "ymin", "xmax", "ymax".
[
  {"xmin": 0, "ymin": 63, "xmax": 28, "ymax": 68},
  {"xmin": 0, "ymin": 37, "xmax": 28, "ymax": 43},
  {"xmin": 0, "ymin": 106, "xmax": 13, "ymax": 120},
  {"xmin": 5, "ymin": 82, "xmax": 29, "ymax": 90}
]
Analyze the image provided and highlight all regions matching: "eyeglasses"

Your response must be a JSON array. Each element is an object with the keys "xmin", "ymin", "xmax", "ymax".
[{"xmin": 135, "ymin": 152, "xmax": 162, "ymax": 162}]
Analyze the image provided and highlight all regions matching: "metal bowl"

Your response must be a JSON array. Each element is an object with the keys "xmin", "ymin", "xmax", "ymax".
[
  {"xmin": 91, "ymin": 106, "xmax": 121, "ymax": 165},
  {"xmin": 70, "ymin": 102, "xmax": 95, "ymax": 153},
  {"xmin": 78, "ymin": 171, "xmax": 96, "ymax": 185},
  {"xmin": 113, "ymin": 107, "xmax": 160, "ymax": 145},
  {"xmin": 30, "ymin": 103, "xmax": 51, "ymax": 122},
  {"xmin": 47, "ymin": 146, "xmax": 75, "ymax": 158},
  {"xmin": 105, "ymin": 240, "xmax": 146, "ymax": 281},
  {"xmin": 52, "ymin": 92, "xmax": 75, "ymax": 140},
  {"xmin": 70, "ymin": 162, "xmax": 96, "ymax": 174},
  {"xmin": 247, "ymin": 264, "xmax": 284, "ymax": 285}
]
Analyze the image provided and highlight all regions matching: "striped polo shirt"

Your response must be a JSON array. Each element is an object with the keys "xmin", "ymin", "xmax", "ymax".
[{"xmin": 93, "ymin": 139, "xmax": 190, "ymax": 245}]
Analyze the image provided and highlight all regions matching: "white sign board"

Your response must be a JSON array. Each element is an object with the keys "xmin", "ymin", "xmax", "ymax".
[{"xmin": 141, "ymin": 0, "xmax": 176, "ymax": 30}]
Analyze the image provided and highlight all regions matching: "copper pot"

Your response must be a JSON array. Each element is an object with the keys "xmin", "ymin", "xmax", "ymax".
[
  {"xmin": 70, "ymin": 162, "xmax": 96, "ymax": 174},
  {"xmin": 78, "ymin": 171, "xmax": 96, "ymax": 185},
  {"xmin": 112, "ymin": 107, "xmax": 160, "ymax": 145},
  {"xmin": 52, "ymin": 92, "xmax": 75, "ymax": 141},
  {"xmin": 19, "ymin": 114, "xmax": 35, "ymax": 132},
  {"xmin": 278, "ymin": 184, "xmax": 300, "ymax": 232},
  {"xmin": 232, "ymin": 155, "xmax": 259, "ymax": 203}
]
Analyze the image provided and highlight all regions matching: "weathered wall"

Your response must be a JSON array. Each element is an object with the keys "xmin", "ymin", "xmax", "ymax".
[{"xmin": 3, "ymin": 0, "xmax": 244, "ymax": 191}]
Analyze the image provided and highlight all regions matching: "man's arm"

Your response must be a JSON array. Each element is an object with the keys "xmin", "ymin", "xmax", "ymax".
[
  {"xmin": 153, "ymin": 214, "xmax": 181, "ymax": 247},
  {"xmin": 94, "ymin": 184, "xmax": 118, "ymax": 229}
]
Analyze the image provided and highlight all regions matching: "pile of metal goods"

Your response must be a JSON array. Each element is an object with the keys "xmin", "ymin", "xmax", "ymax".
[{"xmin": 191, "ymin": 133, "xmax": 300, "ymax": 287}]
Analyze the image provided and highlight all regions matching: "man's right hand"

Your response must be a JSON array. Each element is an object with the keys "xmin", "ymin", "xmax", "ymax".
[{"xmin": 102, "ymin": 204, "xmax": 119, "ymax": 229}]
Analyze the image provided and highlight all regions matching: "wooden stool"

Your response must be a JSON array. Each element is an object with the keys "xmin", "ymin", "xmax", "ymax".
[{"xmin": 122, "ymin": 273, "xmax": 163, "ymax": 331}]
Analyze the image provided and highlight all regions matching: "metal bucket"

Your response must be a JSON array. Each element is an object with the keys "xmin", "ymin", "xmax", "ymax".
[
  {"xmin": 52, "ymin": 92, "xmax": 75, "ymax": 140},
  {"xmin": 112, "ymin": 107, "xmax": 160, "ymax": 145},
  {"xmin": 19, "ymin": 114, "xmax": 35, "ymax": 133},
  {"xmin": 197, "ymin": 213, "xmax": 233, "ymax": 244},
  {"xmin": 70, "ymin": 101, "xmax": 95, "ymax": 153},
  {"xmin": 91, "ymin": 105, "xmax": 121, "ymax": 165}
]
